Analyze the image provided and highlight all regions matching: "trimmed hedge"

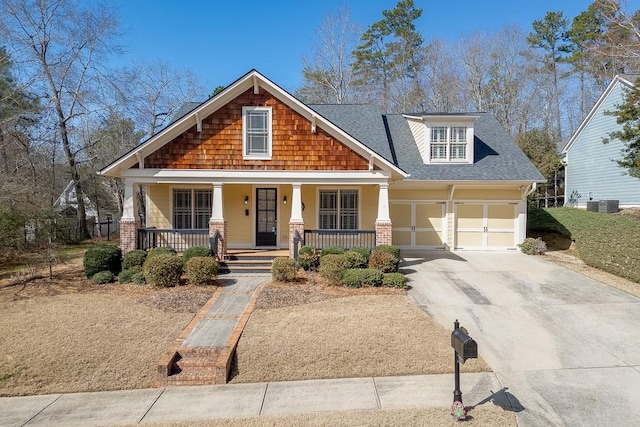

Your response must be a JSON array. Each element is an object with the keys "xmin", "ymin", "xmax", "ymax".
[
  {"xmin": 374, "ymin": 245, "xmax": 401, "ymax": 260},
  {"xmin": 349, "ymin": 247, "xmax": 371, "ymax": 263},
  {"xmin": 271, "ymin": 257, "xmax": 297, "ymax": 282},
  {"xmin": 118, "ymin": 268, "xmax": 135, "ymax": 283},
  {"xmin": 383, "ymin": 272, "xmax": 407, "ymax": 289},
  {"xmin": 318, "ymin": 254, "xmax": 346, "ymax": 285},
  {"xmin": 146, "ymin": 246, "xmax": 177, "ymax": 260},
  {"xmin": 320, "ymin": 245, "xmax": 345, "ymax": 257},
  {"xmin": 83, "ymin": 244, "xmax": 122, "ymax": 278},
  {"xmin": 342, "ymin": 268, "xmax": 383, "ymax": 288},
  {"xmin": 518, "ymin": 237, "xmax": 548, "ymax": 255},
  {"xmin": 183, "ymin": 246, "xmax": 212, "ymax": 266},
  {"xmin": 343, "ymin": 250, "xmax": 368, "ymax": 269},
  {"xmin": 91, "ymin": 270, "xmax": 115, "ymax": 285},
  {"xmin": 144, "ymin": 254, "xmax": 183, "ymax": 287},
  {"xmin": 186, "ymin": 256, "xmax": 219, "ymax": 286},
  {"xmin": 369, "ymin": 250, "xmax": 399, "ymax": 273},
  {"xmin": 131, "ymin": 272, "xmax": 146, "ymax": 285},
  {"xmin": 122, "ymin": 249, "xmax": 146, "ymax": 270}
]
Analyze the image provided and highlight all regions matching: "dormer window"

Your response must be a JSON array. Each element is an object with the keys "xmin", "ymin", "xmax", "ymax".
[
  {"xmin": 404, "ymin": 114, "xmax": 477, "ymax": 165},
  {"xmin": 242, "ymin": 106, "xmax": 272, "ymax": 159}
]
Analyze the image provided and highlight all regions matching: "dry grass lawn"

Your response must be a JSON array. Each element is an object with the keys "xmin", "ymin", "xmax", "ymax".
[
  {"xmin": 231, "ymin": 281, "xmax": 489, "ymax": 384},
  {"xmin": 0, "ymin": 257, "xmax": 213, "ymax": 397},
  {"xmin": 137, "ymin": 406, "xmax": 516, "ymax": 427}
]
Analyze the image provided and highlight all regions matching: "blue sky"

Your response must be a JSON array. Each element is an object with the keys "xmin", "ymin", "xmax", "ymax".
[{"xmin": 111, "ymin": 0, "xmax": 635, "ymax": 96}]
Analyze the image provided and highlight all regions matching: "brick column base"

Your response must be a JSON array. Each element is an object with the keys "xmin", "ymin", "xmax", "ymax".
[
  {"xmin": 209, "ymin": 220, "xmax": 228, "ymax": 260},
  {"xmin": 375, "ymin": 221, "xmax": 393, "ymax": 247},
  {"xmin": 289, "ymin": 221, "xmax": 305, "ymax": 259},
  {"xmin": 120, "ymin": 219, "xmax": 140, "ymax": 254}
]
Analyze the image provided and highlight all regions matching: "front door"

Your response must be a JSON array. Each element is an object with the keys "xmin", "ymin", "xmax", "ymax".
[{"xmin": 256, "ymin": 188, "xmax": 277, "ymax": 247}]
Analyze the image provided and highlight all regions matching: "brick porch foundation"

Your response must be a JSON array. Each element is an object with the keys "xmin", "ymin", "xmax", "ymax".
[
  {"xmin": 209, "ymin": 220, "xmax": 228, "ymax": 260},
  {"xmin": 119, "ymin": 219, "xmax": 139, "ymax": 254},
  {"xmin": 288, "ymin": 221, "xmax": 304, "ymax": 259},
  {"xmin": 375, "ymin": 221, "xmax": 393, "ymax": 246}
]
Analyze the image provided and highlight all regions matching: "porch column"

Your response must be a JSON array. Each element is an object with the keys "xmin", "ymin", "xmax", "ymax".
[
  {"xmin": 120, "ymin": 180, "xmax": 139, "ymax": 254},
  {"xmin": 289, "ymin": 183, "xmax": 304, "ymax": 258},
  {"xmin": 375, "ymin": 183, "xmax": 392, "ymax": 247},
  {"xmin": 209, "ymin": 183, "xmax": 227, "ymax": 260}
]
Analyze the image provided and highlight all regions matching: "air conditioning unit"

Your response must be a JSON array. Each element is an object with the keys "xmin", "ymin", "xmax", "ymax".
[
  {"xmin": 598, "ymin": 200, "xmax": 619, "ymax": 214},
  {"xmin": 586, "ymin": 201, "xmax": 599, "ymax": 212}
]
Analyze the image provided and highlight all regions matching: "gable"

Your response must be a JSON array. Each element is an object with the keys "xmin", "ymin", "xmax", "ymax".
[{"xmin": 143, "ymin": 88, "xmax": 371, "ymax": 171}]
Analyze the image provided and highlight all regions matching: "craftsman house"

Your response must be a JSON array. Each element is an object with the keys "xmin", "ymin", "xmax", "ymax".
[
  {"xmin": 562, "ymin": 74, "xmax": 640, "ymax": 208},
  {"xmin": 99, "ymin": 70, "xmax": 544, "ymax": 257}
]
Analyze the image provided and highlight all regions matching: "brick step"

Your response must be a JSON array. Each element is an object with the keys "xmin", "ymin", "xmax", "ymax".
[
  {"xmin": 226, "ymin": 255, "xmax": 277, "ymax": 261},
  {"xmin": 176, "ymin": 356, "xmax": 216, "ymax": 371},
  {"xmin": 166, "ymin": 370, "xmax": 219, "ymax": 386}
]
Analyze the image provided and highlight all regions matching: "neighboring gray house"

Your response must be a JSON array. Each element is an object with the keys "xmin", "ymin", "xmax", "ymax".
[{"xmin": 562, "ymin": 75, "xmax": 640, "ymax": 208}]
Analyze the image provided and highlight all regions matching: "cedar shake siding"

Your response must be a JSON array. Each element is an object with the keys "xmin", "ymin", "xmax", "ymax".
[{"xmin": 143, "ymin": 88, "xmax": 370, "ymax": 171}]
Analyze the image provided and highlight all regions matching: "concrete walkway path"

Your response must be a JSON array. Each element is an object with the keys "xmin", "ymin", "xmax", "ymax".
[
  {"xmin": 404, "ymin": 250, "xmax": 640, "ymax": 427},
  {"xmin": 0, "ymin": 372, "xmax": 500, "ymax": 426}
]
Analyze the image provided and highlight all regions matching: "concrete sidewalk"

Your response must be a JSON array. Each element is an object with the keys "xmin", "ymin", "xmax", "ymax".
[{"xmin": 0, "ymin": 372, "xmax": 502, "ymax": 427}]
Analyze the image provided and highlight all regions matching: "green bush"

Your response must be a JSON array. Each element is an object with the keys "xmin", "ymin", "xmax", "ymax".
[
  {"xmin": 271, "ymin": 257, "xmax": 297, "ymax": 282},
  {"xmin": 369, "ymin": 249, "xmax": 400, "ymax": 273},
  {"xmin": 146, "ymin": 246, "xmax": 177, "ymax": 260},
  {"xmin": 122, "ymin": 249, "xmax": 147, "ymax": 270},
  {"xmin": 383, "ymin": 272, "xmax": 407, "ymax": 289},
  {"xmin": 186, "ymin": 256, "xmax": 219, "ymax": 286},
  {"xmin": 131, "ymin": 272, "xmax": 146, "ymax": 285},
  {"xmin": 83, "ymin": 244, "xmax": 122, "ymax": 278},
  {"xmin": 118, "ymin": 268, "xmax": 135, "ymax": 283},
  {"xmin": 374, "ymin": 245, "xmax": 401, "ymax": 260},
  {"xmin": 297, "ymin": 246, "xmax": 320, "ymax": 271},
  {"xmin": 144, "ymin": 254, "xmax": 183, "ymax": 287},
  {"xmin": 349, "ymin": 247, "xmax": 371, "ymax": 263},
  {"xmin": 518, "ymin": 237, "xmax": 548, "ymax": 255},
  {"xmin": 183, "ymin": 246, "xmax": 212, "ymax": 266},
  {"xmin": 320, "ymin": 245, "xmax": 345, "ymax": 257},
  {"xmin": 91, "ymin": 270, "xmax": 115, "ymax": 285},
  {"xmin": 342, "ymin": 268, "xmax": 383, "ymax": 288},
  {"xmin": 318, "ymin": 254, "xmax": 347, "ymax": 285},
  {"xmin": 343, "ymin": 250, "xmax": 368, "ymax": 269}
]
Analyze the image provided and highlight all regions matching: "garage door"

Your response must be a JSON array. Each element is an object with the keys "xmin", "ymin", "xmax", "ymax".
[
  {"xmin": 455, "ymin": 202, "xmax": 516, "ymax": 249},
  {"xmin": 390, "ymin": 202, "xmax": 445, "ymax": 249}
]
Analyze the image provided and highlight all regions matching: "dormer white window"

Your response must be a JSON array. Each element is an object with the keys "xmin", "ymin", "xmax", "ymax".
[
  {"xmin": 404, "ymin": 114, "xmax": 477, "ymax": 165},
  {"xmin": 242, "ymin": 106, "xmax": 272, "ymax": 160}
]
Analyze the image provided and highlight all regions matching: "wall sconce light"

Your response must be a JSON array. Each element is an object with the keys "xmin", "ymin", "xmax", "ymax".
[
  {"xmin": 244, "ymin": 195, "xmax": 249, "ymax": 205},
  {"xmin": 283, "ymin": 195, "xmax": 287, "ymax": 205}
]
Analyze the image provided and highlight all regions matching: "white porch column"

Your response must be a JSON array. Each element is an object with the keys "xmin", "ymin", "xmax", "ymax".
[
  {"xmin": 376, "ymin": 183, "xmax": 390, "ymax": 222},
  {"xmin": 209, "ymin": 183, "xmax": 227, "ymax": 260},
  {"xmin": 289, "ymin": 183, "xmax": 304, "ymax": 258},
  {"xmin": 120, "ymin": 180, "xmax": 139, "ymax": 254},
  {"xmin": 375, "ymin": 183, "xmax": 392, "ymax": 246}
]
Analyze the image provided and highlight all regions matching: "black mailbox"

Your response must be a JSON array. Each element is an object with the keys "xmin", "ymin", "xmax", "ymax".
[{"xmin": 451, "ymin": 326, "xmax": 477, "ymax": 363}]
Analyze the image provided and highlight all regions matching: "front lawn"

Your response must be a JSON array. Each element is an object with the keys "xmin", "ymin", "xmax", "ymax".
[{"xmin": 528, "ymin": 207, "xmax": 640, "ymax": 283}]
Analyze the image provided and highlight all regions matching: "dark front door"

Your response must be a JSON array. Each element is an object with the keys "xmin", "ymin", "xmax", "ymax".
[{"xmin": 256, "ymin": 188, "xmax": 277, "ymax": 247}]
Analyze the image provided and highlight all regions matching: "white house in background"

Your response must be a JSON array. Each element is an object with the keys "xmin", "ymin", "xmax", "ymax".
[
  {"xmin": 562, "ymin": 74, "xmax": 640, "ymax": 208},
  {"xmin": 53, "ymin": 180, "xmax": 120, "ymax": 234}
]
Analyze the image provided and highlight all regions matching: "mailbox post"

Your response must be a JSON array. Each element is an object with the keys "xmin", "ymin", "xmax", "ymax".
[{"xmin": 451, "ymin": 319, "xmax": 478, "ymax": 420}]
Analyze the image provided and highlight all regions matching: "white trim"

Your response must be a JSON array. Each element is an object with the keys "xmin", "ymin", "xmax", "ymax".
[
  {"xmin": 562, "ymin": 75, "xmax": 634, "ymax": 154},
  {"xmin": 242, "ymin": 106, "xmax": 272, "ymax": 160}
]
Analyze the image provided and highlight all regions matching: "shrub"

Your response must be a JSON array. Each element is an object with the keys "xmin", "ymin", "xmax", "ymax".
[
  {"xmin": 83, "ymin": 244, "xmax": 122, "ymax": 278},
  {"xmin": 186, "ymin": 256, "xmax": 219, "ymax": 286},
  {"xmin": 144, "ymin": 254, "xmax": 183, "ymax": 287},
  {"xmin": 318, "ymin": 254, "xmax": 347, "ymax": 285},
  {"xmin": 271, "ymin": 257, "xmax": 297, "ymax": 282},
  {"xmin": 369, "ymin": 250, "xmax": 400, "ymax": 273},
  {"xmin": 122, "ymin": 250, "xmax": 147, "ymax": 270},
  {"xmin": 383, "ymin": 272, "xmax": 407, "ymax": 289},
  {"xmin": 91, "ymin": 270, "xmax": 115, "ymax": 285},
  {"xmin": 118, "ymin": 268, "xmax": 135, "ymax": 283},
  {"xmin": 131, "ymin": 272, "xmax": 146, "ymax": 285},
  {"xmin": 374, "ymin": 245, "xmax": 401, "ymax": 260},
  {"xmin": 320, "ymin": 245, "xmax": 345, "ymax": 257},
  {"xmin": 342, "ymin": 268, "xmax": 383, "ymax": 288},
  {"xmin": 343, "ymin": 250, "xmax": 368, "ymax": 269},
  {"xmin": 146, "ymin": 246, "xmax": 177, "ymax": 261},
  {"xmin": 183, "ymin": 246, "xmax": 212, "ymax": 266},
  {"xmin": 349, "ymin": 247, "xmax": 371, "ymax": 263},
  {"xmin": 297, "ymin": 246, "xmax": 320, "ymax": 271},
  {"xmin": 518, "ymin": 237, "xmax": 548, "ymax": 255}
]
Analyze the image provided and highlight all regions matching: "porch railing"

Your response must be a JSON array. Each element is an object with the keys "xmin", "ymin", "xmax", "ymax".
[
  {"xmin": 303, "ymin": 229, "xmax": 376, "ymax": 251},
  {"xmin": 137, "ymin": 228, "xmax": 209, "ymax": 252}
]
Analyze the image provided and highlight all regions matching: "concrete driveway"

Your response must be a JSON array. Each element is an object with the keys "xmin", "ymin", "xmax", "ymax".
[{"xmin": 403, "ymin": 251, "xmax": 640, "ymax": 426}]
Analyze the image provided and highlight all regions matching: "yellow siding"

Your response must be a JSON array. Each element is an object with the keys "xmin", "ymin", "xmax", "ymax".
[
  {"xmin": 454, "ymin": 189, "xmax": 521, "ymax": 200},
  {"xmin": 361, "ymin": 185, "xmax": 378, "ymax": 228},
  {"xmin": 301, "ymin": 185, "xmax": 316, "ymax": 229},
  {"xmin": 225, "ymin": 184, "xmax": 253, "ymax": 245},
  {"xmin": 279, "ymin": 185, "xmax": 292, "ymax": 246},
  {"xmin": 147, "ymin": 184, "xmax": 171, "ymax": 228},
  {"xmin": 389, "ymin": 189, "xmax": 448, "ymax": 200}
]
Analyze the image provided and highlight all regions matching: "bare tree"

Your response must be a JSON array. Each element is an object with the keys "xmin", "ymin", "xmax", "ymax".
[
  {"xmin": 418, "ymin": 39, "xmax": 466, "ymax": 113},
  {"xmin": 0, "ymin": 0, "xmax": 121, "ymax": 239},
  {"xmin": 297, "ymin": 5, "xmax": 361, "ymax": 104}
]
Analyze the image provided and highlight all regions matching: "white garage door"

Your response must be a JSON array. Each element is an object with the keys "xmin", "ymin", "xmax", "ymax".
[
  {"xmin": 455, "ymin": 202, "xmax": 516, "ymax": 249},
  {"xmin": 390, "ymin": 202, "xmax": 445, "ymax": 249}
]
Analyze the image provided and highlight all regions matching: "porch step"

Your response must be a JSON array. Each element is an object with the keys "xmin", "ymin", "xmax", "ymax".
[{"xmin": 219, "ymin": 250, "xmax": 284, "ymax": 274}]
